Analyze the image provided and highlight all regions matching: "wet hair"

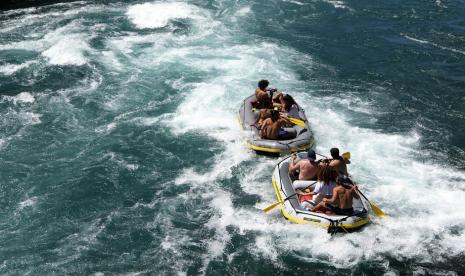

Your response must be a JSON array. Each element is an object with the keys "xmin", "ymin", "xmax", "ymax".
[
  {"xmin": 258, "ymin": 79, "xmax": 269, "ymax": 90},
  {"xmin": 282, "ymin": 94, "xmax": 296, "ymax": 112},
  {"xmin": 317, "ymin": 165, "xmax": 338, "ymax": 185},
  {"xmin": 330, "ymin": 148, "xmax": 340, "ymax": 159}
]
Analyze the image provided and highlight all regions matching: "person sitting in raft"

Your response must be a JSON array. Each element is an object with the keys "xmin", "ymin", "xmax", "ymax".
[
  {"xmin": 311, "ymin": 176, "xmax": 359, "ymax": 216},
  {"xmin": 289, "ymin": 149, "xmax": 320, "ymax": 181},
  {"xmin": 250, "ymin": 108, "xmax": 273, "ymax": 128},
  {"xmin": 255, "ymin": 79, "xmax": 273, "ymax": 109},
  {"xmin": 274, "ymin": 93, "xmax": 300, "ymax": 120},
  {"xmin": 250, "ymin": 104, "xmax": 293, "ymax": 129},
  {"xmin": 297, "ymin": 165, "xmax": 338, "ymax": 210},
  {"xmin": 328, "ymin": 147, "xmax": 350, "ymax": 176},
  {"xmin": 259, "ymin": 109, "xmax": 291, "ymax": 140}
]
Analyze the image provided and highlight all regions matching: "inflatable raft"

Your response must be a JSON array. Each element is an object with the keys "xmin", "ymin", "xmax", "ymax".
[
  {"xmin": 271, "ymin": 152, "xmax": 370, "ymax": 233},
  {"xmin": 237, "ymin": 94, "xmax": 314, "ymax": 154}
]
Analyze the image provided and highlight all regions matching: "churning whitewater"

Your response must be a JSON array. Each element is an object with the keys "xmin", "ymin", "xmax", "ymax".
[{"xmin": 1, "ymin": 0, "xmax": 464, "ymax": 274}]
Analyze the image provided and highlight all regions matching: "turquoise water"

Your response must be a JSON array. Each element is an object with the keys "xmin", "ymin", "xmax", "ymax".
[{"xmin": 1, "ymin": 0, "xmax": 465, "ymax": 274}]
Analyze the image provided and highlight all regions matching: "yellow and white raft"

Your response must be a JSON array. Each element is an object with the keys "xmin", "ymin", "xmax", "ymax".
[
  {"xmin": 237, "ymin": 94, "xmax": 314, "ymax": 154},
  {"xmin": 271, "ymin": 152, "xmax": 370, "ymax": 233}
]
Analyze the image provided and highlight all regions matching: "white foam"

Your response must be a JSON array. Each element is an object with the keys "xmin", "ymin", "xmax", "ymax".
[
  {"xmin": 104, "ymin": 151, "xmax": 139, "ymax": 171},
  {"xmin": 324, "ymin": 0, "xmax": 349, "ymax": 9},
  {"xmin": 205, "ymin": 192, "xmax": 234, "ymax": 259},
  {"xmin": 100, "ymin": 51, "xmax": 123, "ymax": 71},
  {"xmin": 282, "ymin": 0, "xmax": 305, "ymax": 6},
  {"xmin": 2, "ymin": 92, "xmax": 35, "ymax": 105},
  {"xmin": 0, "ymin": 3, "xmax": 105, "ymax": 34},
  {"xmin": 0, "ymin": 18, "xmax": 92, "ymax": 67},
  {"xmin": 42, "ymin": 34, "xmax": 90, "ymax": 65},
  {"xmin": 18, "ymin": 196, "xmax": 38, "ymax": 210},
  {"xmin": 127, "ymin": 2, "xmax": 200, "ymax": 29},
  {"xmin": 236, "ymin": 6, "xmax": 252, "ymax": 16},
  {"xmin": 0, "ymin": 61, "xmax": 35, "ymax": 75},
  {"xmin": 95, "ymin": 122, "xmax": 117, "ymax": 134},
  {"xmin": 20, "ymin": 112, "xmax": 42, "ymax": 125}
]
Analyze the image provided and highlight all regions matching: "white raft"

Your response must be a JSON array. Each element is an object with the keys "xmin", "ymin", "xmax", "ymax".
[{"xmin": 271, "ymin": 152, "xmax": 370, "ymax": 232}]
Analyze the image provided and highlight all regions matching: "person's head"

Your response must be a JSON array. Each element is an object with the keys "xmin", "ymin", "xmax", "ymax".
[
  {"xmin": 336, "ymin": 175, "xmax": 351, "ymax": 187},
  {"xmin": 330, "ymin": 147, "xmax": 340, "ymax": 159},
  {"xmin": 258, "ymin": 79, "xmax": 269, "ymax": 90},
  {"xmin": 307, "ymin": 149, "xmax": 316, "ymax": 162},
  {"xmin": 282, "ymin": 94, "xmax": 296, "ymax": 112},
  {"xmin": 270, "ymin": 109, "xmax": 279, "ymax": 121},
  {"xmin": 317, "ymin": 165, "xmax": 338, "ymax": 185}
]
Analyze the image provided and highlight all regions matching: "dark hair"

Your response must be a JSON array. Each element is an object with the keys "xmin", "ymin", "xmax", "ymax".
[
  {"xmin": 282, "ymin": 94, "xmax": 296, "ymax": 112},
  {"xmin": 330, "ymin": 148, "xmax": 340, "ymax": 159},
  {"xmin": 258, "ymin": 79, "xmax": 269, "ymax": 90},
  {"xmin": 270, "ymin": 109, "xmax": 279, "ymax": 121},
  {"xmin": 336, "ymin": 176, "xmax": 351, "ymax": 187}
]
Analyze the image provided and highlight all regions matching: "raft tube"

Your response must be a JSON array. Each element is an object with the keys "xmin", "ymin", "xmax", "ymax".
[
  {"xmin": 237, "ymin": 94, "xmax": 314, "ymax": 154},
  {"xmin": 271, "ymin": 152, "xmax": 370, "ymax": 233}
]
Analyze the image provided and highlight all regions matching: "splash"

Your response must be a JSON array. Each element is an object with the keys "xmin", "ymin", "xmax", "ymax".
[
  {"xmin": 127, "ymin": 2, "xmax": 201, "ymax": 29},
  {"xmin": 42, "ymin": 34, "xmax": 90, "ymax": 66}
]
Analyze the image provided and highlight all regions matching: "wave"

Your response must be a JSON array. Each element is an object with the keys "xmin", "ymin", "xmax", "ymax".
[
  {"xmin": 126, "ymin": 2, "xmax": 203, "ymax": 29},
  {"xmin": 403, "ymin": 34, "xmax": 465, "ymax": 56}
]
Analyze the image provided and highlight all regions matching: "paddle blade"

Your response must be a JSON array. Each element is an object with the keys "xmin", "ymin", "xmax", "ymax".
[
  {"xmin": 370, "ymin": 202, "xmax": 386, "ymax": 218},
  {"xmin": 263, "ymin": 201, "xmax": 281, "ymax": 213},
  {"xmin": 288, "ymin": 117, "xmax": 305, "ymax": 127},
  {"xmin": 342, "ymin": 152, "xmax": 351, "ymax": 160}
]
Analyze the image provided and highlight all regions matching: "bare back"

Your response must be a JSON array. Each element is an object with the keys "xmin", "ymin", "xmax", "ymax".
[
  {"xmin": 255, "ymin": 88, "xmax": 271, "ymax": 107},
  {"xmin": 297, "ymin": 160, "xmax": 319, "ymax": 180},
  {"xmin": 329, "ymin": 159, "xmax": 348, "ymax": 176},
  {"xmin": 334, "ymin": 185, "xmax": 358, "ymax": 209},
  {"xmin": 260, "ymin": 118, "xmax": 286, "ymax": 139}
]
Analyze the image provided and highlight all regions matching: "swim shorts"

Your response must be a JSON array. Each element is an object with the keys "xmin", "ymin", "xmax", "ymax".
[
  {"xmin": 278, "ymin": 128, "xmax": 287, "ymax": 139},
  {"xmin": 327, "ymin": 205, "xmax": 354, "ymax": 216}
]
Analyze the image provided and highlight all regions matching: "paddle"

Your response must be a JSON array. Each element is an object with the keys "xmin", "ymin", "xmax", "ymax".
[
  {"xmin": 353, "ymin": 184, "xmax": 386, "ymax": 218},
  {"xmin": 288, "ymin": 117, "xmax": 305, "ymax": 127},
  {"xmin": 263, "ymin": 193, "xmax": 297, "ymax": 213},
  {"xmin": 342, "ymin": 152, "xmax": 351, "ymax": 160}
]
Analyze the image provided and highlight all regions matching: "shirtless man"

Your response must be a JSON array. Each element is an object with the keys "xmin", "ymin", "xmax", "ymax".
[
  {"xmin": 250, "ymin": 108, "xmax": 272, "ymax": 128},
  {"xmin": 311, "ymin": 176, "xmax": 359, "ymax": 215},
  {"xmin": 255, "ymin": 79, "xmax": 273, "ymax": 109},
  {"xmin": 260, "ymin": 110, "xmax": 289, "ymax": 139},
  {"xmin": 329, "ymin": 147, "xmax": 350, "ymax": 176},
  {"xmin": 289, "ymin": 149, "xmax": 320, "ymax": 180}
]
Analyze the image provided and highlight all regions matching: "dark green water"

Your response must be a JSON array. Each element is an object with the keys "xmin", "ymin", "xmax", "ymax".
[{"xmin": 1, "ymin": 0, "xmax": 465, "ymax": 274}]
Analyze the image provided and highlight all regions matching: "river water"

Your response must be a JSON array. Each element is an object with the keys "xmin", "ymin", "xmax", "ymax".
[{"xmin": 1, "ymin": 0, "xmax": 465, "ymax": 274}]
